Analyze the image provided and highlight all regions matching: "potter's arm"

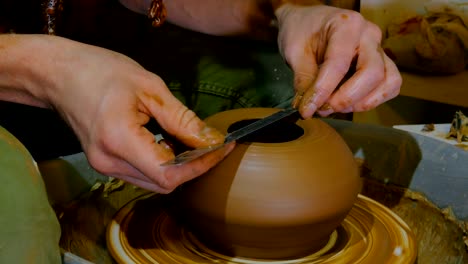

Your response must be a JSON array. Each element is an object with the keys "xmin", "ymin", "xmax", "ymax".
[
  {"xmin": 0, "ymin": 34, "xmax": 54, "ymax": 108},
  {"xmin": 118, "ymin": 0, "xmax": 401, "ymax": 119},
  {"xmin": 118, "ymin": 0, "xmax": 323, "ymax": 38},
  {"xmin": 0, "ymin": 32, "xmax": 230, "ymax": 193}
]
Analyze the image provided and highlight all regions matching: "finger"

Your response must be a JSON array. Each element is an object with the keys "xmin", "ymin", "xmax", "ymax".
[
  {"xmin": 114, "ymin": 173, "xmax": 168, "ymax": 193},
  {"xmin": 299, "ymin": 21, "xmax": 362, "ymax": 118},
  {"xmin": 115, "ymin": 122, "xmax": 235, "ymax": 193},
  {"xmin": 85, "ymin": 145, "xmax": 167, "ymax": 192},
  {"xmin": 159, "ymin": 142, "xmax": 236, "ymax": 192},
  {"xmin": 292, "ymin": 71, "xmax": 319, "ymax": 109},
  {"xmin": 154, "ymin": 133, "xmax": 175, "ymax": 152},
  {"xmin": 352, "ymin": 51, "xmax": 401, "ymax": 112},
  {"xmin": 286, "ymin": 40, "xmax": 320, "ymax": 108},
  {"xmin": 105, "ymin": 143, "xmax": 234, "ymax": 194},
  {"xmin": 89, "ymin": 116, "xmax": 175, "ymax": 186},
  {"xmin": 318, "ymin": 29, "xmax": 385, "ymax": 115},
  {"xmin": 137, "ymin": 76, "xmax": 225, "ymax": 148},
  {"xmin": 91, "ymin": 129, "xmax": 227, "ymax": 194}
]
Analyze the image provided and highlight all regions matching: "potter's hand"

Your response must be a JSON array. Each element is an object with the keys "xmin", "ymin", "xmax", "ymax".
[
  {"xmin": 38, "ymin": 36, "xmax": 234, "ymax": 193},
  {"xmin": 274, "ymin": 3, "xmax": 402, "ymax": 118}
]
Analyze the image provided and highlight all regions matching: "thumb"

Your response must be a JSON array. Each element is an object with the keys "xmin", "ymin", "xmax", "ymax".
[
  {"xmin": 140, "ymin": 84, "xmax": 225, "ymax": 148},
  {"xmin": 165, "ymin": 104, "xmax": 225, "ymax": 148},
  {"xmin": 286, "ymin": 46, "xmax": 320, "ymax": 110}
]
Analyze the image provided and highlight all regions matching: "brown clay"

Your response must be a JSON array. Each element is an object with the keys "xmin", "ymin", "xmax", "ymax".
[{"xmin": 174, "ymin": 108, "xmax": 362, "ymax": 259}]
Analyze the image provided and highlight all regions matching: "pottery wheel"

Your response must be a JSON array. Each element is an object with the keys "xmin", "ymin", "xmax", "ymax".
[{"xmin": 106, "ymin": 193, "xmax": 417, "ymax": 264}]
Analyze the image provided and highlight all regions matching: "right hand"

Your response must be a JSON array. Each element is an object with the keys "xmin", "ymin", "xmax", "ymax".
[
  {"xmin": 274, "ymin": 3, "xmax": 401, "ymax": 118},
  {"xmin": 40, "ymin": 36, "xmax": 235, "ymax": 193}
]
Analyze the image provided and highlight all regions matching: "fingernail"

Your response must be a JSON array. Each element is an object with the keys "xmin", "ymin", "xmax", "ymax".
[
  {"xmin": 155, "ymin": 134, "xmax": 175, "ymax": 154},
  {"xmin": 317, "ymin": 103, "xmax": 335, "ymax": 116},
  {"xmin": 159, "ymin": 140, "xmax": 174, "ymax": 152},
  {"xmin": 303, "ymin": 103, "xmax": 318, "ymax": 118},
  {"xmin": 318, "ymin": 109, "xmax": 334, "ymax": 117},
  {"xmin": 154, "ymin": 133, "xmax": 165, "ymax": 142},
  {"xmin": 292, "ymin": 92, "xmax": 304, "ymax": 108},
  {"xmin": 319, "ymin": 103, "xmax": 332, "ymax": 111},
  {"xmin": 299, "ymin": 91, "xmax": 318, "ymax": 117},
  {"xmin": 198, "ymin": 125, "xmax": 225, "ymax": 145}
]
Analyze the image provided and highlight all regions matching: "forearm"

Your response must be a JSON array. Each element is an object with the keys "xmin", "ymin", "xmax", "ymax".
[
  {"xmin": 119, "ymin": 0, "xmax": 323, "ymax": 37},
  {"xmin": 0, "ymin": 34, "xmax": 66, "ymax": 108},
  {"xmin": 164, "ymin": 0, "xmax": 276, "ymax": 37},
  {"xmin": 0, "ymin": 34, "xmax": 50, "ymax": 108}
]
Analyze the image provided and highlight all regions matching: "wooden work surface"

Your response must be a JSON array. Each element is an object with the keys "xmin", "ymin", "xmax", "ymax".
[
  {"xmin": 399, "ymin": 72, "xmax": 468, "ymax": 107},
  {"xmin": 57, "ymin": 163, "xmax": 468, "ymax": 264}
]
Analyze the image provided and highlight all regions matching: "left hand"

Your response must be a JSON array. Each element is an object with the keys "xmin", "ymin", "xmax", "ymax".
[{"xmin": 274, "ymin": 3, "xmax": 402, "ymax": 118}]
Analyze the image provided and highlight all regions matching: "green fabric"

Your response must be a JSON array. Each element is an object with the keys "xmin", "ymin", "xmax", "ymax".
[
  {"xmin": 0, "ymin": 126, "xmax": 61, "ymax": 264},
  {"xmin": 127, "ymin": 24, "xmax": 296, "ymax": 119},
  {"xmin": 168, "ymin": 50, "xmax": 295, "ymax": 119}
]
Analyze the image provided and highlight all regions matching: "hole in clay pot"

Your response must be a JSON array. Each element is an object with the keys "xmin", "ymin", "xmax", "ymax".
[{"xmin": 227, "ymin": 119, "xmax": 304, "ymax": 143}]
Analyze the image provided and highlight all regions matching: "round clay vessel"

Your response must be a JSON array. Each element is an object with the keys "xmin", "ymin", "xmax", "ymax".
[{"xmin": 174, "ymin": 108, "xmax": 361, "ymax": 259}]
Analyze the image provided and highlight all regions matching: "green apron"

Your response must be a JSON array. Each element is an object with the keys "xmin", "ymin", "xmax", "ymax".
[{"xmin": 0, "ymin": 126, "xmax": 61, "ymax": 264}]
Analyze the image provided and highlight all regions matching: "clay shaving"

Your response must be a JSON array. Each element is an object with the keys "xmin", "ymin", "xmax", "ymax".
[{"xmin": 447, "ymin": 111, "xmax": 468, "ymax": 143}]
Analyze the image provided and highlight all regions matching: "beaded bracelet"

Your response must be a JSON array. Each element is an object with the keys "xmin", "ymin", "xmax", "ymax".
[{"xmin": 148, "ymin": 0, "xmax": 167, "ymax": 27}]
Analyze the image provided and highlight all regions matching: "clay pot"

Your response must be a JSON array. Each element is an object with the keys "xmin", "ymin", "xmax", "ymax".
[{"xmin": 174, "ymin": 108, "xmax": 361, "ymax": 260}]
